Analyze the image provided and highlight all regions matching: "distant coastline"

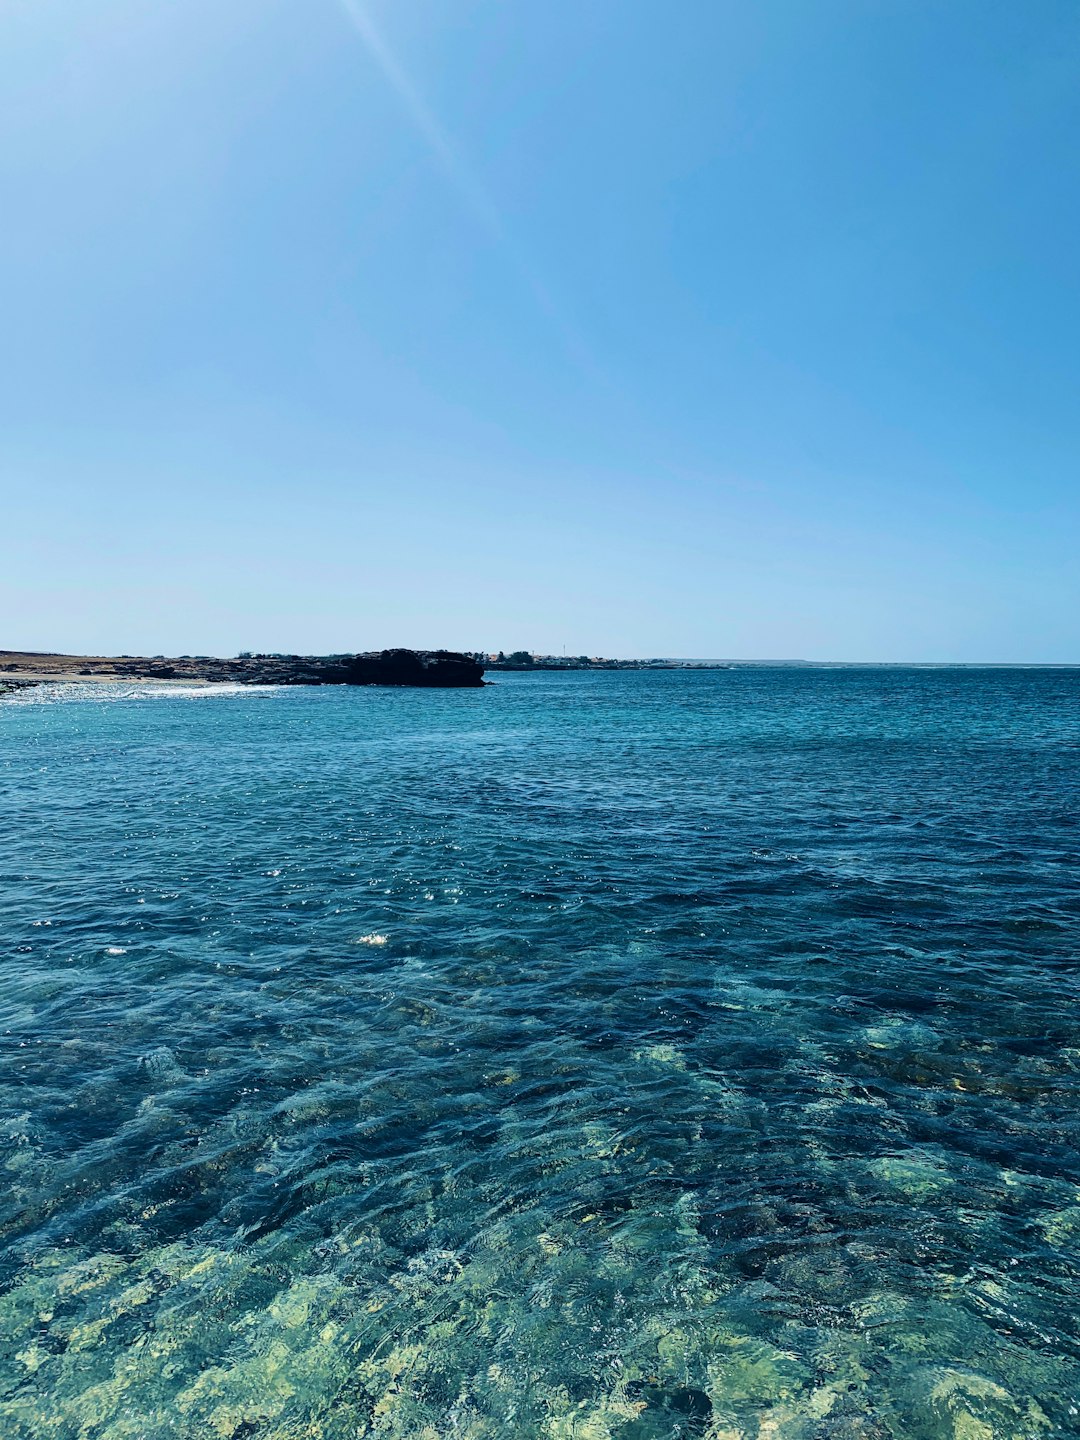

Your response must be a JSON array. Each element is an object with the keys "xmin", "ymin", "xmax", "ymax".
[
  {"xmin": 481, "ymin": 652, "xmax": 734, "ymax": 671},
  {"xmin": 2, "ymin": 650, "xmax": 1074, "ymax": 698}
]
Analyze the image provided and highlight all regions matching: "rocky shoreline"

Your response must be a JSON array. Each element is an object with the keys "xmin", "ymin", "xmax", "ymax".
[{"xmin": 0, "ymin": 648, "xmax": 485, "ymax": 690}]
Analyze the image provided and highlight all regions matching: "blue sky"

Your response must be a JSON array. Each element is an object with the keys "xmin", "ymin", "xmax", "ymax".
[{"xmin": 3, "ymin": 0, "xmax": 1078, "ymax": 660}]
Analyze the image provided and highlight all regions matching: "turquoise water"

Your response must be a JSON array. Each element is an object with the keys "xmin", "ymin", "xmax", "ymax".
[{"xmin": 1, "ymin": 668, "xmax": 1079, "ymax": 1440}]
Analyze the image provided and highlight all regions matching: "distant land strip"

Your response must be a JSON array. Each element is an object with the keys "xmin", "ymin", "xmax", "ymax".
[{"xmin": 0, "ymin": 650, "xmax": 748, "ymax": 695}]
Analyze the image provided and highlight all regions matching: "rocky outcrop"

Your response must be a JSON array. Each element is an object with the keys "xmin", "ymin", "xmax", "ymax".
[
  {"xmin": 240, "ymin": 649, "xmax": 486, "ymax": 687},
  {"xmin": 339, "ymin": 649, "xmax": 485, "ymax": 687},
  {"xmin": 0, "ymin": 649, "xmax": 486, "ymax": 689}
]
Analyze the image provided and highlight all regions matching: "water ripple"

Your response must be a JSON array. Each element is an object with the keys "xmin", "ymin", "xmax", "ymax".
[{"xmin": 1, "ymin": 668, "xmax": 1079, "ymax": 1438}]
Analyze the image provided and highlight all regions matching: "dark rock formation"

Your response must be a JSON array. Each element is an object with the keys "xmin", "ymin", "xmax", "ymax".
[
  {"xmin": 228, "ymin": 649, "xmax": 485, "ymax": 687},
  {"xmin": 339, "ymin": 649, "xmax": 485, "ymax": 687},
  {"xmin": 0, "ymin": 649, "xmax": 486, "ymax": 689}
]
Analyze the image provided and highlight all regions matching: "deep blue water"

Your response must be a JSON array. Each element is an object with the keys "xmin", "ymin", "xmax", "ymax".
[{"xmin": 1, "ymin": 668, "xmax": 1079, "ymax": 1439}]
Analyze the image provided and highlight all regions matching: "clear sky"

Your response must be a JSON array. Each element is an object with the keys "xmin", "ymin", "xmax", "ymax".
[{"xmin": 3, "ymin": 0, "xmax": 1079, "ymax": 661}]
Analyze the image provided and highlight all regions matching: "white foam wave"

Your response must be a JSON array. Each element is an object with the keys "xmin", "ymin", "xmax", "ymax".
[{"xmin": 3, "ymin": 682, "xmax": 283, "ymax": 704}]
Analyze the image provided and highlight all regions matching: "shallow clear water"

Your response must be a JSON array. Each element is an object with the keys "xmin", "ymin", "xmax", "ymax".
[{"xmin": 1, "ymin": 668, "xmax": 1079, "ymax": 1440}]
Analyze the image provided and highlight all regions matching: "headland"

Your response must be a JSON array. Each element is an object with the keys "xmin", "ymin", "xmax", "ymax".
[{"xmin": 0, "ymin": 648, "xmax": 485, "ymax": 691}]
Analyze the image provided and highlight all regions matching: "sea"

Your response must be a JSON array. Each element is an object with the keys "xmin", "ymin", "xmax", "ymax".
[{"xmin": 1, "ymin": 667, "xmax": 1078, "ymax": 1440}]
